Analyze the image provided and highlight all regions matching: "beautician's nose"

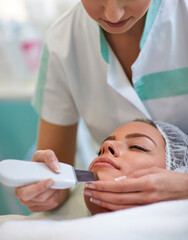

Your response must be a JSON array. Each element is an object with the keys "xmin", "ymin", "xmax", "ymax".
[
  {"xmin": 104, "ymin": 0, "xmax": 125, "ymax": 23},
  {"xmin": 100, "ymin": 141, "xmax": 120, "ymax": 157}
]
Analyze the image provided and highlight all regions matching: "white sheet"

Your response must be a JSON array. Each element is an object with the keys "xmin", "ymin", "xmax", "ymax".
[{"xmin": 0, "ymin": 199, "xmax": 188, "ymax": 240}]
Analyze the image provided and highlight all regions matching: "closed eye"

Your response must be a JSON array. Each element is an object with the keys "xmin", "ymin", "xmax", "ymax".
[{"xmin": 129, "ymin": 145, "xmax": 150, "ymax": 152}]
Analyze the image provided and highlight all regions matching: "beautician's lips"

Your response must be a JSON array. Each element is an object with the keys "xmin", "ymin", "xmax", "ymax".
[
  {"xmin": 102, "ymin": 17, "xmax": 132, "ymax": 27},
  {"xmin": 90, "ymin": 157, "xmax": 120, "ymax": 170}
]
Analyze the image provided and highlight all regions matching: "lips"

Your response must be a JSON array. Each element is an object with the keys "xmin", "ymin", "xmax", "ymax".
[
  {"xmin": 90, "ymin": 157, "xmax": 120, "ymax": 171},
  {"xmin": 103, "ymin": 17, "xmax": 132, "ymax": 28}
]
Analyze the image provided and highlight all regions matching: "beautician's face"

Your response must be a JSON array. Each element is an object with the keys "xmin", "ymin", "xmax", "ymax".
[
  {"xmin": 85, "ymin": 121, "xmax": 166, "ymax": 214},
  {"xmin": 81, "ymin": 0, "xmax": 152, "ymax": 34}
]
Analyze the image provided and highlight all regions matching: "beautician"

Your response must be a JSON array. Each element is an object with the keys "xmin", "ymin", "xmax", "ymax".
[{"xmin": 15, "ymin": 0, "xmax": 188, "ymax": 212}]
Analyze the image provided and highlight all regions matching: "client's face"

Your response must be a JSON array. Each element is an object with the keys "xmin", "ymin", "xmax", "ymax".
[{"xmin": 84, "ymin": 121, "xmax": 166, "ymax": 214}]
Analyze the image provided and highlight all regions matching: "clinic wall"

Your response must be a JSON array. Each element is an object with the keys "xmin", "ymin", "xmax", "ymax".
[{"xmin": 0, "ymin": 100, "xmax": 38, "ymax": 215}]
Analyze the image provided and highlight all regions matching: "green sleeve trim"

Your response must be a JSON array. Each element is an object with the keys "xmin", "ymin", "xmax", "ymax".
[
  {"xmin": 33, "ymin": 44, "xmax": 49, "ymax": 115},
  {"xmin": 134, "ymin": 67, "xmax": 188, "ymax": 100},
  {"xmin": 140, "ymin": 0, "xmax": 162, "ymax": 49}
]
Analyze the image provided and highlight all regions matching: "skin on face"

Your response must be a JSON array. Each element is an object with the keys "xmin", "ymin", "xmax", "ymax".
[
  {"xmin": 84, "ymin": 121, "xmax": 166, "ymax": 214},
  {"xmin": 81, "ymin": 0, "xmax": 152, "ymax": 34}
]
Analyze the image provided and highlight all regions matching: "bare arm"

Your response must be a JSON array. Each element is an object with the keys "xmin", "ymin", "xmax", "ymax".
[
  {"xmin": 37, "ymin": 118, "xmax": 78, "ymax": 165},
  {"xmin": 15, "ymin": 118, "xmax": 78, "ymax": 212}
]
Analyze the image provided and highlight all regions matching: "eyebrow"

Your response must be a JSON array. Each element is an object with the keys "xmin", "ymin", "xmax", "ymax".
[
  {"xmin": 102, "ymin": 136, "xmax": 116, "ymax": 143},
  {"xmin": 103, "ymin": 133, "xmax": 156, "ymax": 146},
  {"xmin": 125, "ymin": 133, "xmax": 156, "ymax": 146}
]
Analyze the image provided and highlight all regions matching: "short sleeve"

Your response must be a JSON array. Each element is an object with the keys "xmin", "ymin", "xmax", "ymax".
[{"xmin": 32, "ymin": 43, "xmax": 79, "ymax": 126}]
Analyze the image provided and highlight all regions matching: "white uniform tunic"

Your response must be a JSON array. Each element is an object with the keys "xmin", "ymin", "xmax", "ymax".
[{"xmin": 33, "ymin": 0, "xmax": 188, "ymax": 145}]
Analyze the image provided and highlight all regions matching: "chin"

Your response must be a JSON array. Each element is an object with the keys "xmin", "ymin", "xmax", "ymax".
[
  {"xmin": 84, "ymin": 168, "xmax": 122, "ymax": 215},
  {"xmin": 84, "ymin": 195, "xmax": 111, "ymax": 215},
  {"xmin": 90, "ymin": 167, "xmax": 120, "ymax": 181}
]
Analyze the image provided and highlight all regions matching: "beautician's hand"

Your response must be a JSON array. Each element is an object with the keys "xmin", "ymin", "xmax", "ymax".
[
  {"xmin": 15, "ymin": 150, "xmax": 69, "ymax": 212},
  {"xmin": 84, "ymin": 167, "xmax": 188, "ymax": 211}
]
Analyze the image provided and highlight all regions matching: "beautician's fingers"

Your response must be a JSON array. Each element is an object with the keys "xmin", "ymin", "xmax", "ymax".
[
  {"xmin": 15, "ymin": 178, "xmax": 55, "ymax": 201},
  {"xmin": 20, "ymin": 190, "xmax": 57, "ymax": 207},
  {"xmin": 19, "ymin": 190, "xmax": 67, "ymax": 212},
  {"xmin": 29, "ymin": 189, "xmax": 68, "ymax": 212},
  {"xmin": 85, "ymin": 177, "xmax": 148, "ymax": 193},
  {"xmin": 89, "ymin": 198, "xmax": 140, "ymax": 211},
  {"xmin": 30, "ymin": 188, "xmax": 57, "ymax": 203},
  {"xmin": 128, "ymin": 168, "xmax": 188, "ymax": 201},
  {"xmin": 31, "ymin": 150, "xmax": 61, "ymax": 173},
  {"xmin": 23, "ymin": 190, "xmax": 66, "ymax": 212},
  {"xmin": 19, "ymin": 190, "xmax": 56, "ymax": 207},
  {"xmin": 85, "ymin": 169, "xmax": 188, "ymax": 206},
  {"xmin": 84, "ymin": 189, "xmax": 150, "ymax": 205}
]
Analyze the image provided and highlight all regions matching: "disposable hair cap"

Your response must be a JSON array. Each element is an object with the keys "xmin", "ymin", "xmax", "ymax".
[{"xmin": 155, "ymin": 121, "xmax": 188, "ymax": 173}]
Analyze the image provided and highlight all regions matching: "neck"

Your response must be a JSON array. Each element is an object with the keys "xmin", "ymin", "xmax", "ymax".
[{"xmin": 101, "ymin": 14, "xmax": 147, "ymax": 82}]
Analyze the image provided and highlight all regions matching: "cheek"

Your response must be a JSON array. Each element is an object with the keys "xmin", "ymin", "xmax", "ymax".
[
  {"xmin": 121, "ymin": 153, "xmax": 166, "ymax": 175},
  {"xmin": 129, "ymin": 1, "xmax": 151, "ymax": 18},
  {"xmin": 96, "ymin": 168, "xmax": 123, "ymax": 181},
  {"xmin": 81, "ymin": 0, "xmax": 101, "ymax": 21}
]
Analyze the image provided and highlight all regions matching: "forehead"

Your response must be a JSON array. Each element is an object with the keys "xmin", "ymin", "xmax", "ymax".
[{"xmin": 111, "ymin": 122, "xmax": 165, "ymax": 145}]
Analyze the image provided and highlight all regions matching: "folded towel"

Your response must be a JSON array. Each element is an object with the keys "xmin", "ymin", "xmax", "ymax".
[{"xmin": 0, "ymin": 199, "xmax": 188, "ymax": 240}]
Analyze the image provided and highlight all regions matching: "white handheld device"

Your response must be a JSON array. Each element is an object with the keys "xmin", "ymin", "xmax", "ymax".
[{"xmin": 0, "ymin": 159, "xmax": 98, "ymax": 189}]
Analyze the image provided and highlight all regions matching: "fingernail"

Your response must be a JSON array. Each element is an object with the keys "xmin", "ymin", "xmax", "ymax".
[
  {"xmin": 84, "ymin": 190, "xmax": 92, "ymax": 197},
  {"xmin": 85, "ymin": 183, "xmax": 96, "ymax": 189},
  {"xmin": 52, "ymin": 162, "xmax": 61, "ymax": 173},
  {"xmin": 114, "ymin": 175, "xmax": 127, "ymax": 181},
  {"xmin": 46, "ymin": 179, "xmax": 54, "ymax": 188},
  {"xmin": 90, "ymin": 198, "xmax": 100, "ymax": 205}
]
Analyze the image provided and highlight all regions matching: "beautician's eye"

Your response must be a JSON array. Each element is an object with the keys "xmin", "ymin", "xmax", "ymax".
[{"xmin": 129, "ymin": 145, "xmax": 150, "ymax": 152}]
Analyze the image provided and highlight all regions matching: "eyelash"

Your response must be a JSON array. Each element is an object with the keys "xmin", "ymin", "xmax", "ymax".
[{"xmin": 129, "ymin": 145, "xmax": 150, "ymax": 152}]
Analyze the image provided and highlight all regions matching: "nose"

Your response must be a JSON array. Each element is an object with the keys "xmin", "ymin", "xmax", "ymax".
[
  {"xmin": 100, "ymin": 141, "xmax": 120, "ymax": 157},
  {"xmin": 104, "ymin": 0, "xmax": 125, "ymax": 23}
]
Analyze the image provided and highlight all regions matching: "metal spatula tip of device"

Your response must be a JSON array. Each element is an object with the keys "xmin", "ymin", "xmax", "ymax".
[{"xmin": 75, "ymin": 170, "xmax": 99, "ymax": 182}]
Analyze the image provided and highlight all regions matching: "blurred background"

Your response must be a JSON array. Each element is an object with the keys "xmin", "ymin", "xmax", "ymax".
[
  {"xmin": 0, "ymin": 0, "xmax": 79, "ymax": 92},
  {"xmin": 0, "ymin": 0, "xmax": 96, "ymax": 216}
]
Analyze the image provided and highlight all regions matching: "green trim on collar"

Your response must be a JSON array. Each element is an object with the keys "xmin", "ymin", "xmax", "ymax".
[
  {"xmin": 134, "ymin": 67, "xmax": 188, "ymax": 100},
  {"xmin": 99, "ymin": 26, "xmax": 109, "ymax": 63},
  {"xmin": 33, "ymin": 44, "xmax": 49, "ymax": 115},
  {"xmin": 140, "ymin": 0, "xmax": 162, "ymax": 49},
  {"xmin": 99, "ymin": 0, "xmax": 162, "ymax": 63}
]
